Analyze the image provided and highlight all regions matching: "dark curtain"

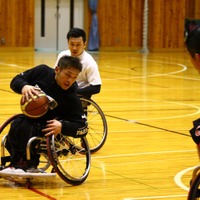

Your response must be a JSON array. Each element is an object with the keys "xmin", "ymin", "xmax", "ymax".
[{"xmin": 88, "ymin": 0, "xmax": 99, "ymax": 51}]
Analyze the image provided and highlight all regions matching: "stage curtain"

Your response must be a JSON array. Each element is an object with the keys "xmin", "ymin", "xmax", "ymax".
[{"xmin": 88, "ymin": 0, "xmax": 99, "ymax": 51}]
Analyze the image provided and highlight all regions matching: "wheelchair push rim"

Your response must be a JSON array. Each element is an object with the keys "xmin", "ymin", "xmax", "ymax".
[{"xmin": 46, "ymin": 134, "xmax": 91, "ymax": 185}]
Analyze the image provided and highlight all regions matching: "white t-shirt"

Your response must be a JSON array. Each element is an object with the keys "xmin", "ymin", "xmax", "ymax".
[{"xmin": 55, "ymin": 50, "xmax": 102, "ymax": 89}]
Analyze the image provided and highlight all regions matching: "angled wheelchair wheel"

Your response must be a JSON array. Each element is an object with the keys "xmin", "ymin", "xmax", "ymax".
[
  {"xmin": 0, "ymin": 114, "xmax": 52, "ymax": 172},
  {"xmin": 46, "ymin": 134, "xmax": 91, "ymax": 185},
  {"xmin": 0, "ymin": 114, "xmax": 21, "ymax": 135},
  {"xmin": 0, "ymin": 114, "xmax": 22, "ymax": 167},
  {"xmin": 188, "ymin": 172, "xmax": 200, "ymax": 200},
  {"xmin": 80, "ymin": 96, "xmax": 108, "ymax": 153}
]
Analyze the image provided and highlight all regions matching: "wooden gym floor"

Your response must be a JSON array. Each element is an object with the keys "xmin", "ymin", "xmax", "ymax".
[{"xmin": 0, "ymin": 49, "xmax": 199, "ymax": 200}]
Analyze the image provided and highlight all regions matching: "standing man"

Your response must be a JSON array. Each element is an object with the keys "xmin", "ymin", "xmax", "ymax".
[{"xmin": 55, "ymin": 28, "xmax": 102, "ymax": 98}]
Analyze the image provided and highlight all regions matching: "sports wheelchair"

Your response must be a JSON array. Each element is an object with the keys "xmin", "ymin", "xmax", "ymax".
[
  {"xmin": 79, "ymin": 96, "xmax": 108, "ymax": 153},
  {"xmin": 0, "ymin": 114, "xmax": 91, "ymax": 186}
]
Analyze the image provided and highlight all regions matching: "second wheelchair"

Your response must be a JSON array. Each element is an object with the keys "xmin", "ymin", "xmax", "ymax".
[{"xmin": 79, "ymin": 96, "xmax": 108, "ymax": 153}]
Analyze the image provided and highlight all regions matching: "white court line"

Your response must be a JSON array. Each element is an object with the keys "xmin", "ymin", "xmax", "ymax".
[
  {"xmin": 123, "ymin": 166, "xmax": 197, "ymax": 200},
  {"xmin": 104, "ymin": 72, "xmax": 200, "ymax": 82},
  {"xmin": 128, "ymin": 56, "xmax": 188, "ymax": 66},
  {"xmin": 95, "ymin": 150, "xmax": 192, "ymax": 199},
  {"xmin": 103, "ymin": 62, "xmax": 187, "ymax": 80},
  {"xmin": 93, "ymin": 149, "xmax": 193, "ymax": 200},
  {"xmin": 92, "ymin": 149, "xmax": 196, "ymax": 159},
  {"xmin": 0, "ymin": 62, "xmax": 18, "ymax": 67},
  {"xmin": 0, "ymin": 62, "xmax": 25, "ymax": 69},
  {"xmin": 104, "ymin": 59, "xmax": 200, "ymax": 82},
  {"xmin": 174, "ymin": 165, "xmax": 199, "ymax": 192},
  {"xmin": 99, "ymin": 97, "xmax": 200, "ymax": 121},
  {"xmin": 123, "ymin": 194, "xmax": 187, "ymax": 199},
  {"xmin": 108, "ymin": 99, "xmax": 200, "ymax": 120},
  {"xmin": 149, "ymin": 166, "xmax": 200, "ymax": 200}
]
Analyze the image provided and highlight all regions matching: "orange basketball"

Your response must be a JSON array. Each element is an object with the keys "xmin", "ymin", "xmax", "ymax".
[{"xmin": 20, "ymin": 93, "xmax": 49, "ymax": 118}]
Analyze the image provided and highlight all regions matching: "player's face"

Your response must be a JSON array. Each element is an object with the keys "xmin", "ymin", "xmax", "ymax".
[
  {"xmin": 190, "ymin": 54, "xmax": 200, "ymax": 73},
  {"xmin": 68, "ymin": 37, "xmax": 86, "ymax": 57},
  {"xmin": 55, "ymin": 66, "xmax": 80, "ymax": 90}
]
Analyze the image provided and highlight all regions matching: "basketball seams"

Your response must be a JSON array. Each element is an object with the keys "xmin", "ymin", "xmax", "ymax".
[{"xmin": 20, "ymin": 93, "xmax": 49, "ymax": 118}]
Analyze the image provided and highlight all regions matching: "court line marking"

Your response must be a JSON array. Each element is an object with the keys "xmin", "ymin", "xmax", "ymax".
[
  {"xmin": 120, "ymin": 162, "xmax": 197, "ymax": 200},
  {"xmin": 107, "ymin": 57, "xmax": 195, "ymax": 199},
  {"xmin": 92, "ymin": 149, "xmax": 196, "ymax": 159},
  {"xmin": 92, "ymin": 150, "xmax": 194, "ymax": 200},
  {"xmin": 1, "ymin": 58, "xmax": 195, "ymax": 82},
  {"xmin": 123, "ymin": 194, "xmax": 187, "ymax": 199},
  {"xmin": 0, "ymin": 62, "xmax": 25, "ymax": 69},
  {"xmin": 28, "ymin": 187, "xmax": 57, "ymax": 200},
  {"xmin": 0, "ymin": 56, "xmax": 195, "ymax": 199},
  {"xmin": 103, "ymin": 62, "xmax": 187, "ymax": 80},
  {"xmin": 103, "ymin": 72, "xmax": 200, "ymax": 81},
  {"xmin": 103, "ymin": 97, "xmax": 200, "ymax": 121},
  {"xmin": 103, "ymin": 58, "xmax": 200, "ymax": 82},
  {"xmin": 174, "ymin": 165, "xmax": 198, "ymax": 192},
  {"xmin": 105, "ymin": 113, "xmax": 190, "ymax": 137}
]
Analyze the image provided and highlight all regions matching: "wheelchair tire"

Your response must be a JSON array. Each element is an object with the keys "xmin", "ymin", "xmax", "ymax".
[
  {"xmin": 46, "ymin": 134, "xmax": 91, "ymax": 185},
  {"xmin": 188, "ymin": 172, "xmax": 200, "ymax": 200},
  {"xmin": 0, "ymin": 114, "xmax": 21, "ymax": 134},
  {"xmin": 0, "ymin": 114, "xmax": 22, "ymax": 166},
  {"xmin": 80, "ymin": 96, "xmax": 108, "ymax": 153}
]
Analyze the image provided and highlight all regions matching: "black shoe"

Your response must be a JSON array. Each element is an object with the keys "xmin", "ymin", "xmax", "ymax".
[
  {"xmin": 11, "ymin": 161, "xmax": 28, "ymax": 171},
  {"xmin": 195, "ymin": 189, "xmax": 200, "ymax": 197}
]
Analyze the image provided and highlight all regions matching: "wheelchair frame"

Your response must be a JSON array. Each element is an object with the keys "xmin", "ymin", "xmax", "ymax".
[{"xmin": 0, "ymin": 114, "xmax": 91, "ymax": 186}]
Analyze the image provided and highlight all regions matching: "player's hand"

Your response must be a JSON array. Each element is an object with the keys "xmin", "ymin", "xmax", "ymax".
[
  {"xmin": 42, "ymin": 119, "xmax": 62, "ymax": 137},
  {"xmin": 21, "ymin": 85, "xmax": 41, "ymax": 102}
]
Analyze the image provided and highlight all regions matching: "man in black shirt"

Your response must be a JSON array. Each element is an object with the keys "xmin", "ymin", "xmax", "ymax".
[
  {"xmin": 4, "ymin": 55, "xmax": 88, "ymax": 172},
  {"xmin": 186, "ymin": 23, "xmax": 200, "ymax": 160}
]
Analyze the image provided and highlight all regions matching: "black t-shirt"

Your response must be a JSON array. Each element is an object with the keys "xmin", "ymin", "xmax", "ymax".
[{"xmin": 10, "ymin": 64, "xmax": 87, "ymax": 137}]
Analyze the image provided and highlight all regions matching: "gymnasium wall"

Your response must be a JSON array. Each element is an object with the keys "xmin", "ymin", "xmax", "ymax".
[
  {"xmin": 0, "ymin": 0, "xmax": 34, "ymax": 49},
  {"xmin": 85, "ymin": 0, "xmax": 200, "ymax": 51},
  {"xmin": 0, "ymin": 0, "xmax": 200, "ymax": 51}
]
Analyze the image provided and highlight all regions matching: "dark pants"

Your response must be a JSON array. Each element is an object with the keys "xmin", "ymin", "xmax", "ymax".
[{"xmin": 5, "ymin": 115, "xmax": 45, "ymax": 168}]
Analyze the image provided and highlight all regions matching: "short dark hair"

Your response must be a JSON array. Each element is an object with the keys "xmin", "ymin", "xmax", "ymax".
[
  {"xmin": 185, "ymin": 26, "xmax": 200, "ymax": 58},
  {"xmin": 67, "ymin": 28, "xmax": 86, "ymax": 43},
  {"xmin": 57, "ymin": 55, "xmax": 82, "ymax": 72}
]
